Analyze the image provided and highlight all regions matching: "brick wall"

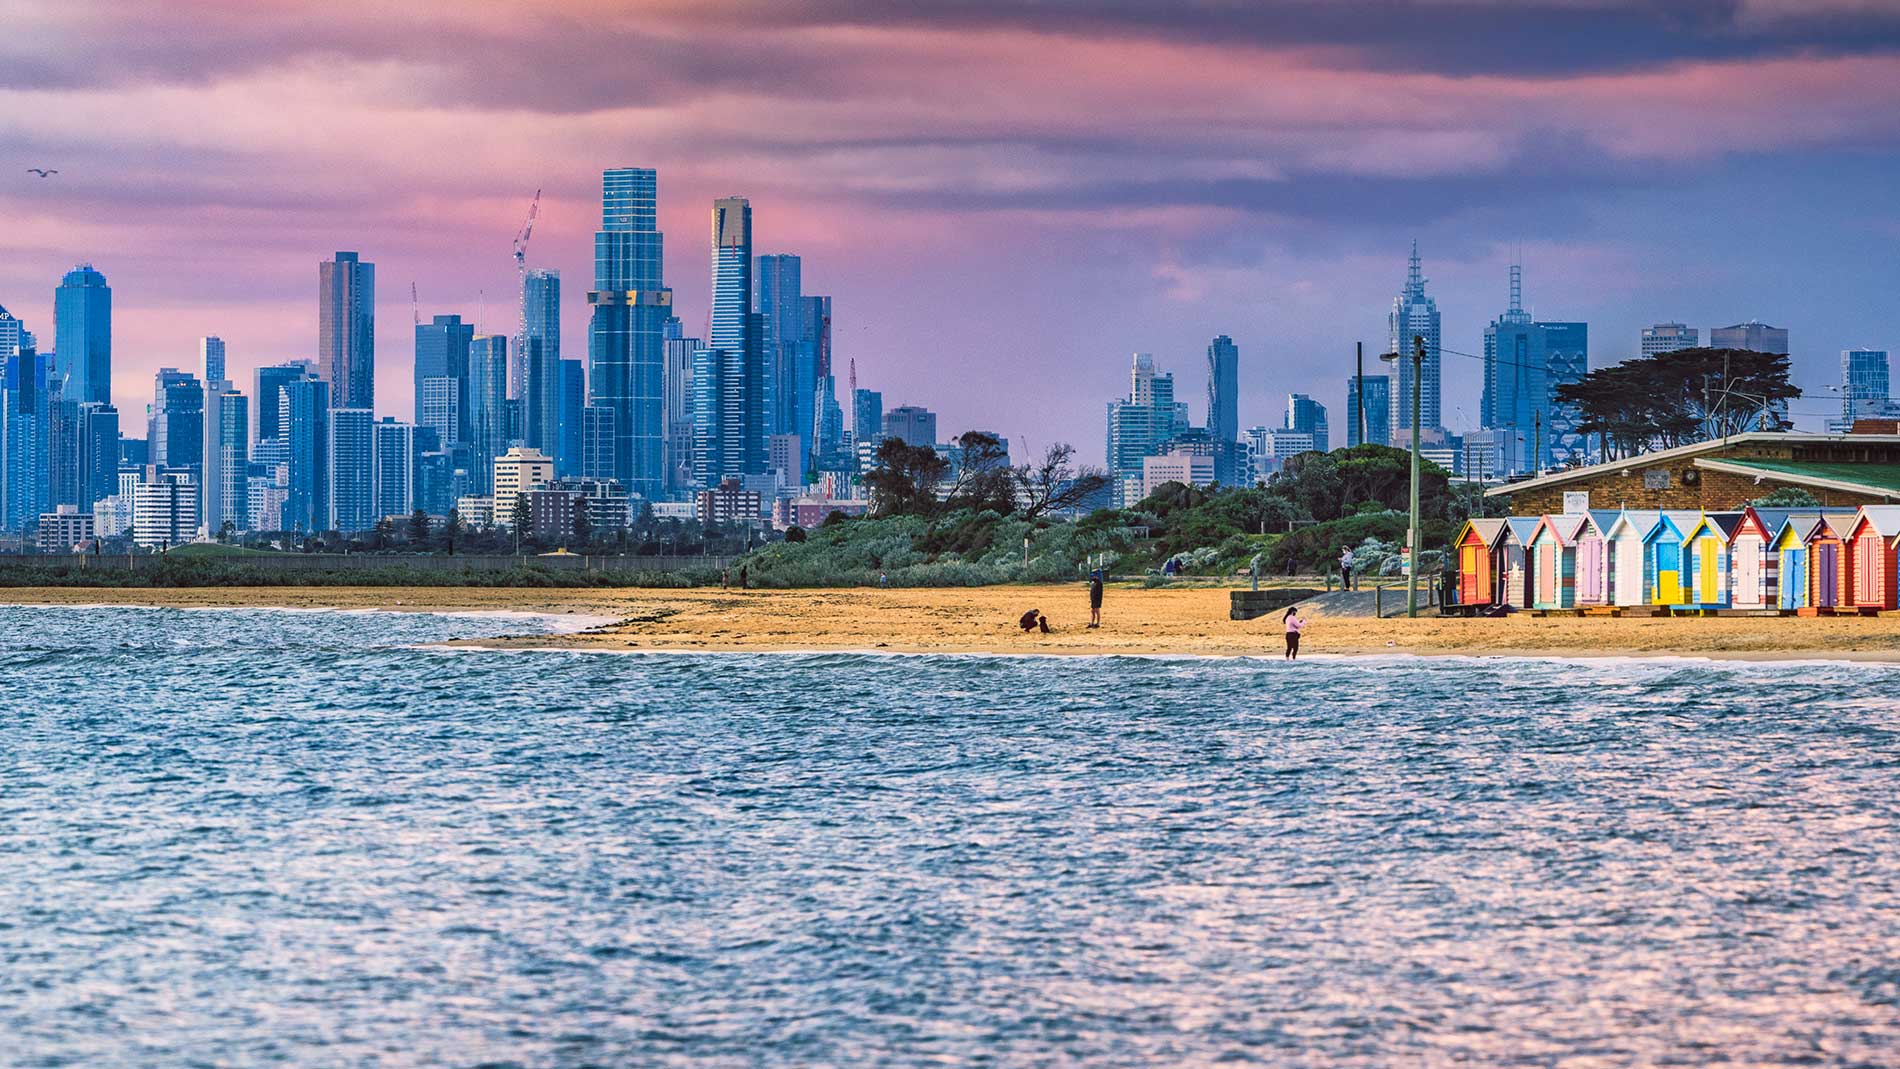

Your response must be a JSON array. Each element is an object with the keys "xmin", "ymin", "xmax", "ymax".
[{"xmin": 1502, "ymin": 465, "xmax": 1883, "ymax": 516}]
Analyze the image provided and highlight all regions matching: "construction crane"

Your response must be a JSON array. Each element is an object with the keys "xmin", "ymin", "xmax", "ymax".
[{"xmin": 411, "ymin": 281, "xmax": 419, "ymax": 328}]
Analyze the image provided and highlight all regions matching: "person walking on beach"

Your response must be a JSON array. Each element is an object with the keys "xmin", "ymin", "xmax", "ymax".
[
  {"xmin": 1088, "ymin": 569, "xmax": 1104, "ymax": 628},
  {"xmin": 1283, "ymin": 605, "xmax": 1306, "ymax": 660},
  {"xmin": 738, "ymin": 564, "xmax": 749, "ymax": 590},
  {"xmin": 1339, "ymin": 546, "xmax": 1355, "ymax": 591}
]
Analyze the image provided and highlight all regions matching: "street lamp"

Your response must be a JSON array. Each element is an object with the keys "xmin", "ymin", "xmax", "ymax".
[{"xmin": 1379, "ymin": 334, "xmax": 1425, "ymax": 618}]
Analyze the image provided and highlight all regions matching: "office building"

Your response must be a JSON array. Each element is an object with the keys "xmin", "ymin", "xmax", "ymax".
[
  {"xmin": 1286, "ymin": 394, "xmax": 1329, "ymax": 453},
  {"xmin": 327, "ymin": 407, "xmax": 375, "ymax": 533},
  {"xmin": 882, "ymin": 405, "xmax": 937, "ymax": 449},
  {"xmin": 1480, "ymin": 265, "xmax": 1588, "ymax": 474},
  {"xmin": 132, "ymin": 471, "xmax": 197, "ymax": 548},
  {"xmin": 1206, "ymin": 335, "xmax": 1239, "ymax": 447},
  {"xmin": 418, "ymin": 376, "xmax": 461, "ymax": 451},
  {"xmin": 148, "ymin": 369, "xmax": 204, "ymax": 476},
  {"xmin": 757, "ymin": 254, "xmax": 816, "ymax": 461},
  {"xmin": 78, "ymin": 403, "xmax": 118, "ymax": 510},
  {"xmin": 413, "ymin": 313, "xmax": 473, "ymax": 431},
  {"xmin": 492, "ymin": 445, "xmax": 554, "ymax": 528},
  {"xmin": 38, "ymin": 504, "xmax": 93, "ymax": 552},
  {"xmin": 253, "ymin": 361, "xmax": 315, "ymax": 444},
  {"xmin": 550, "ymin": 476, "xmax": 632, "ymax": 532},
  {"xmin": 279, "ymin": 377, "xmax": 329, "ymax": 532},
  {"xmin": 200, "ymin": 336, "xmax": 226, "ymax": 386},
  {"xmin": 319, "ymin": 251, "xmax": 375, "ymax": 410},
  {"xmin": 1106, "ymin": 353, "xmax": 1186, "ymax": 507},
  {"xmin": 696, "ymin": 477, "xmax": 764, "ymax": 525},
  {"xmin": 768, "ymin": 433, "xmax": 803, "ymax": 486},
  {"xmin": 372, "ymin": 417, "xmax": 416, "ymax": 519},
  {"xmin": 582, "ymin": 404, "xmax": 616, "ymax": 482},
  {"xmin": 1641, "ymin": 322, "xmax": 1699, "ymax": 356},
  {"xmin": 853, "ymin": 388, "xmax": 882, "ymax": 447},
  {"xmin": 692, "ymin": 197, "xmax": 767, "ymax": 486},
  {"xmin": 1141, "ymin": 453, "xmax": 1216, "ymax": 498},
  {"xmin": 586, "ymin": 167, "xmax": 672, "ymax": 500},
  {"xmin": 54, "ymin": 264, "xmax": 111, "ymax": 405},
  {"xmin": 1388, "ymin": 242, "xmax": 1442, "ymax": 440},
  {"xmin": 1, "ymin": 348, "xmax": 51, "ymax": 530},
  {"xmin": 521, "ymin": 332, "xmax": 560, "ymax": 460},
  {"xmin": 0, "ymin": 303, "xmax": 25, "ymax": 360},
  {"xmin": 1829, "ymin": 349, "xmax": 1900, "ymax": 431},
  {"xmin": 517, "ymin": 267, "xmax": 560, "ymax": 400},
  {"xmin": 556, "ymin": 359, "xmax": 584, "ymax": 477},
  {"xmin": 202, "ymin": 385, "xmax": 249, "ymax": 535},
  {"xmin": 1711, "ymin": 321, "xmax": 1789, "ymax": 355},
  {"xmin": 812, "ymin": 375, "xmax": 846, "ymax": 471}
]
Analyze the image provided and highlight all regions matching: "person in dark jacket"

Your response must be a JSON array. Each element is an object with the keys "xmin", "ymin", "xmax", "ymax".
[
  {"xmin": 1088, "ymin": 570, "xmax": 1104, "ymax": 628},
  {"xmin": 1019, "ymin": 608, "xmax": 1041, "ymax": 632}
]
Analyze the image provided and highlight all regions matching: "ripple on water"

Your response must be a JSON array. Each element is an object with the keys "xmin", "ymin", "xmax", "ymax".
[{"xmin": 1, "ymin": 606, "xmax": 1899, "ymax": 1066}]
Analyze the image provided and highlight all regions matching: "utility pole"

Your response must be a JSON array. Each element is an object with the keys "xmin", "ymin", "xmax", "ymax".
[
  {"xmin": 1533, "ymin": 410, "xmax": 1542, "ymax": 478},
  {"xmin": 1407, "ymin": 334, "xmax": 1423, "ymax": 618},
  {"xmin": 1355, "ymin": 341, "xmax": 1365, "ymax": 447}
]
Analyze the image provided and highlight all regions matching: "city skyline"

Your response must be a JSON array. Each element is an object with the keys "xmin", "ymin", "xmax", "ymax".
[{"xmin": 9, "ymin": 3, "xmax": 1900, "ymax": 462}]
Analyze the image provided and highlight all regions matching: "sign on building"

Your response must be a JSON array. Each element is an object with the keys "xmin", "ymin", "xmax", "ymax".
[{"xmin": 1562, "ymin": 491, "xmax": 1590, "ymax": 514}]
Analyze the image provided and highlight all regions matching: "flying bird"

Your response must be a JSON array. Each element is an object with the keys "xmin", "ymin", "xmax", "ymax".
[{"xmin": 26, "ymin": 168, "xmax": 57, "ymax": 177}]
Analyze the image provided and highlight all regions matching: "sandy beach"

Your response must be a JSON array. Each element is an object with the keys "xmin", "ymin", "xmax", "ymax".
[{"xmin": 10, "ymin": 583, "xmax": 1900, "ymax": 661}]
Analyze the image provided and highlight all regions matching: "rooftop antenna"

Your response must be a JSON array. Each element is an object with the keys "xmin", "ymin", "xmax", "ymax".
[{"xmin": 1406, "ymin": 239, "xmax": 1423, "ymax": 297}]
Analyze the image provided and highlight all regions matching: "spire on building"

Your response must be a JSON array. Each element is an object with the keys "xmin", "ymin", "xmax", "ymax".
[{"xmin": 1405, "ymin": 240, "xmax": 1424, "ymax": 299}]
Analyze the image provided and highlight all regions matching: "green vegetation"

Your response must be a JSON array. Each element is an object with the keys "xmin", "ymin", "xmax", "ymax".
[{"xmin": 1751, "ymin": 486, "xmax": 1823, "ymax": 508}]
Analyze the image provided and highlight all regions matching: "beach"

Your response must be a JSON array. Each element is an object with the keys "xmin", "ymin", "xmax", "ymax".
[{"xmin": 12, "ymin": 583, "xmax": 1900, "ymax": 660}]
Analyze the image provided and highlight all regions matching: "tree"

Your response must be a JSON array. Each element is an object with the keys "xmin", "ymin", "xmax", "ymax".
[
  {"xmin": 370, "ymin": 516, "xmax": 395, "ymax": 550},
  {"xmin": 784, "ymin": 525, "xmax": 807, "ymax": 543},
  {"xmin": 217, "ymin": 519, "xmax": 235, "ymax": 544},
  {"xmin": 408, "ymin": 508, "xmax": 432, "ymax": 544},
  {"xmin": 1752, "ymin": 486, "xmax": 1822, "ymax": 508},
  {"xmin": 1013, "ymin": 442, "xmax": 1111, "ymax": 520},
  {"xmin": 941, "ymin": 432, "xmax": 1016, "ymax": 514},
  {"xmin": 863, "ymin": 437, "xmax": 951, "ymax": 517},
  {"xmin": 571, "ymin": 498, "xmax": 593, "ymax": 549},
  {"xmin": 1270, "ymin": 444, "xmax": 1452, "ymax": 523},
  {"xmin": 444, "ymin": 508, "xmax": 464, "ymax": 555},
  {"xmin": 512, "ymin": 495, "xmax": 533, "ymax": 549},
  {"xmin": 1556, "ymin": 347, "xmax": 1798, "ymax": 459}
]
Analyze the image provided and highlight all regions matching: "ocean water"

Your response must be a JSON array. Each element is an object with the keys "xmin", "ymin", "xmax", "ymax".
[{"xmin": 4, "ymin": 606, "xmax": 1900, "ymax": 1068}]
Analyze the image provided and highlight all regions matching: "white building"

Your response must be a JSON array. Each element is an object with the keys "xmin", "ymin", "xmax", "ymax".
[
  {"xmin": 1141, "ymin": 453, "xmax": 1216, "ymax": 498},
  {"xmin": 492, "ymin": 446, "xmax": 554, "ymax": 529},
  {"xmin": 454, "ymin": 494, "xmax": 494, "ymax": 528},
  {"xmin": 133, "ymin": 473, "xmax": 198, "ymax": 548},
  {"xmin": 38, "ymin": 504, "xmax": 94, "ymax": 552}
]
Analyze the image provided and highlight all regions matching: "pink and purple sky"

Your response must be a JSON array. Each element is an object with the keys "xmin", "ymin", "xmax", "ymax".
[{"xmin": 8, "ymin": 0, "xmax": 1900, "ymax": 457}]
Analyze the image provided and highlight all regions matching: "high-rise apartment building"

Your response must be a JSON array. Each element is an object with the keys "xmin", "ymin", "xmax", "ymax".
[
  {"xmin": 516, "ymin": 268, "xmax": 560, "ymax": 401},
  {"xmin": 78, "ymin": 402, "xmax": 118, "ymax": 510},
  {"xmin": 413, "ymin": 313, "xmax": 473, "ymax": 431},
  {"xmin": 556, "ymin": 359, "xmax": 584, "ymax": 477},
  {"xmin": 1345, "ymin": 373, "xmax": 1391, "ymax": 447},
  {"xmin": 1388, "ymin": 242, "xmax": 1442, "ymax": 441},
  {"xmin": 1, "ymin": 347, "xmax": 51, "ymax": 529},
  {"xmin": 757, "ymin": 254, "xmax": 816, "ymax": 459},
  {"xmin": 853, "ymin": 388, "xmax": 883, "ymax": 446},
  {"xmin": 327, "ymin": 407, "xmax": 375, "ymax": 533},
  {"xmin": 319, "ymin": 251, "xmax": 375, "ymax": 410},
  {"xmin": 54, "ymin": 264, "xmax": 111, "ymax": 405},
  {"xmin": 1106, "ymin": 353, "xmax": 1185, "ymax": 507},
  {"xmin": 201, "ymin": 385, "xmax": 249, "ymax": 534},
  {"xmin": 132, "ymin": 471, "xmax": 197, "ymax": 548},
  {"xmin": 1641, "ymin": 322, "xmax": 1698, "ymax": 356},
  {"xmin": 371, "ymin": 417, "xmax": 415, "ymax": 519},
  {"xmin": 1481, "ymin": 264, "xmax": 1589, "ymax": 473},
  {"xmin": 279, "ymin": 377, "xmax": 330, "ymax": 533},
  {"xmin": 1206, "ymin": 335, "xmax": 1239, "ymax": 446},
  {"xmin": 693, "ymin": 196, "xmax": 767, "ymax": 487},
  {"xmin": 1711, "ymin": 321, "xmax": 1789, "ymax": 355},
  {"xmin": 586, "ymin": 167, "xmax": 672, "ymax": 501},
  {"xmin": 662, "ymin": 320, "xmax": 700, "ymax": 494},
  {"xmin": 466, "ymin": 335, "xmax": 509, "ymax": 494}
]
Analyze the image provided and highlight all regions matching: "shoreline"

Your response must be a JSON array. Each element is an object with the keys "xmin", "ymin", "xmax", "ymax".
[{"xmin": 6, "ymin": 585, "xmax": 1900, "ymax": 665}]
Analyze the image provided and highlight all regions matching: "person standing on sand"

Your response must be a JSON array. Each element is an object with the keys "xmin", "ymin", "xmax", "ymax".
[
  {"xmin": 1283, "ymin": 605, "xmax": 1306, "ymax": 660},
  {"xmin": 721, "ymin": 568, "xmax": 730, "ymax": 590},
  {"xmin": 1088, "ymin": 569, "xmax": 1104, "ymax": 628},
  {"xmin": 739, "ymin": 564, "xmax": 748, "ymax": 590},
  {"xmin": 1339, "ymin": 547, "xmax": 1355, "ymax": 591}
]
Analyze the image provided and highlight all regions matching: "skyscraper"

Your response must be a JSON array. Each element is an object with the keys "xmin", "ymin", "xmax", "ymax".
[
  {"xmin": 280, "ymin": 377, "xmax": 330, "ymax": 533},
  {"xmin": 662, "ymin": 321, "xmax": 700, "ymax": 493},
  {"xmin": 1481, "ymin": 264, "xmax": 1588, "ymax": 474},
  {"xmin": 1839, "ymin": 349, "xmax": 1895, "ymax": 425},
  {"xmin": 327, "ymin": 407, "xmax": 375, "ymax": 533},
  {"xmin": 1345, "ymin": 373, "xmax": 1391, "ymax": 448},
  {"xmin": 1206, "ymin": 335, "xmax": 1239, "ymax": 446},
  {"xmin": 516, "ymin": 268, "xmax": 560, "ymax": 400},
  {"xmin": 78, "ymin": 403, "xmax": 118, "ymax": 510},
  {"xmin": 466, "ymin": 334, "xmax": 509, "ymax": 494},
  {"xmin": 54, "ymin": 264, "xmax": 111, "ymax": 405},
  {"xmin": 853, "ymin": 388, "xmax": 883, "ymax": 446},
  {"xmin": 882, "ymin": 405, "xmax": 937, "ymax": 448},
  {"xmin": 318, "ymin": 251, "xmax": 375, "ymax": 410},
  {"xmin": 1711, "ymin": 321, "xmax": 1789, "ymax": 355},
  {"xmin": 254, "ymin": 361, "xmax": 315, "ymax": 444},
  {"xmin": 372, "ymin": 417, "xmax": 416, "ymax": 519},
  {"xmin": 1106, "ymin": 353, "xmax": 1185, "ymax": 507},
  {"xmin": 1641, "ymin": 323, "xmax": 1699, "ymax": 356},
  {"xmin": 586, "ymin": 167, "xmax": 671, "ymax": 501},
  {"xmin": 0, "ymin": 303, "xmax": 25, "ymax": 361},
  {"xmin": 149, "ymin": 369, "xmax": 204, "ymax": 474},
  {"xmin": 757, "ymin": 253, "xmax": 815, "ymax": 456},
  {"xmin": 200, "ymin": 336, "xmax": 226, "ymax": 386},
  {"xmin": 693, "ymin": 196, "xmax": 767, "ymax": 487},
  {"xmin": 1, "ymin": 347, "xmax": 51, "ymax": 530},
  {"xmin": 1388, "ymin": 242, "xmax": 1442, "ymax": 442},
  {"xmin": 201, "ymin": 384, "xmax": 249, "ymax": 535},
  {"xmin": 556, "ymin": 359, "xmax": 584, "ymax": 477},
  {"xmin": 413, "ymin": 313, "xmax": 473, "ymax": 430}
]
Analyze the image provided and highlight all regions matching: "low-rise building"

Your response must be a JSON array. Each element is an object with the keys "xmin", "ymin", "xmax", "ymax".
[
  {"xmin": 132, "ymin": 473, "xmax": 198, "ymax": 548},
  {"xmin": 492, "ymin": 446, "xmax": 554, "ymax": 529},
  {"xmin": 38, "ymin": 505, "xmax": 94, "ymax": 552},
  {"xmin": 1141, "ymin": 453, "xmax": 1216, "ymax": 499},
  {"xmin": 774, "ymin": 495, "xmax": 870, "ymax": 530},
  {"xmin": 697, "ymin": 478, "xmax": 764, "ymax": 526},
  {"xmin": 454, "ymin": 494, "xmax": 494, "ymax": 528}
]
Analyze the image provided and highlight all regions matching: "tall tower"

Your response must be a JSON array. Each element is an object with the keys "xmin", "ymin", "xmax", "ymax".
[
  {"xmin": 54, "ymin": 264, "xmax": 111, "ymax": 405},
  {"xmin": 1205, "ymin": 335, "xmax": 1238, "ymax": 445},
  {"xmin": 1387, "ymin": 241, "xmax": 1441, "ymax": 443},
  {"xmin": 318, "ymin": 252, "xmax": 376, "ymax": 410},
  {"xmin": 693, "ymin": 196, "xmax": 766, "ymax": 485},
  {"xmin": 586, "ymin": 168, "xmax": 671, "ymax": 500}
]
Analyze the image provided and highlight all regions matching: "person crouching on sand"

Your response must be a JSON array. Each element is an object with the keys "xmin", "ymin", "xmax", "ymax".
[{"xmin": 1283, "ymin": 605, "xmax": 1305, "ymax": 660}]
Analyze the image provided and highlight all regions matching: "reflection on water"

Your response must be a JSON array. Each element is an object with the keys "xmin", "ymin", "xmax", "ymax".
[{"xmin": 2, "ymin": 606, "xmax": 1899, "ymax": 1066}]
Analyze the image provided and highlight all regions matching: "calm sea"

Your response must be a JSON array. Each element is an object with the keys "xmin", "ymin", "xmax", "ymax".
[{"xmin": 4, "ymin": 605, "xmax": 1899, "ymax": 1067}]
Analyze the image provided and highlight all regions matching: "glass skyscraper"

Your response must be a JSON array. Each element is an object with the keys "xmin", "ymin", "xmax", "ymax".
[
  {"xmin": 1345, "ymin": 373, "xmax": 1391, "ymax": 448},
  {"xmin": 1841, "ymin": 349, "xmax": 1894, "ymax": 424},
  {"xmin": 515, "ymin": 268, "xmax": 561, "ymax": 400},
  {"xmin": 54, "ymin": 264, "xmax": 111, "ymax": 406},
  {"xmin": 586, "ymin": 168, "xmax": 671, "ymax": 501},
  {"xmin": 1206, "ymin": 335, "xmax": 1239, "ymax": 446},
  {"xmin": 327, "ymin": 407, "xmax": 376, "ymax": 533},
  {"xmin": 253, "ymin": 361, "xmax": 315, "ymax": 445},
  {"xmin": 467, "ymin": 335, "xmax": 509, "ymax": 494},
  {"xmin": 693, "ymin": 196, "xmax": 767, "ymax": 487},
  {"xmin": 1481, "ymin": 264, "xmax": 1588, "ymax": 473},
  {"xmin": 280, "ymin": 377, "xmax": 330, "ymax": 533},
  {"xmin": 1388, "ymin": 242, "xmax": 1441, "ymax": 442},
  {"xmin": 413, "ymin": 314, "xmax": 473, "ymax": 432},
  {"xmin": 319, "ymin": 252, "xmax": 376, "ymax": 411},
  {"xmin": 149, "ymin": 369, "xmax": 204, "ymax": 474},
  {"xmin": 757, "ymin": 253, "xmax": 815, "ymax": 458}
]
